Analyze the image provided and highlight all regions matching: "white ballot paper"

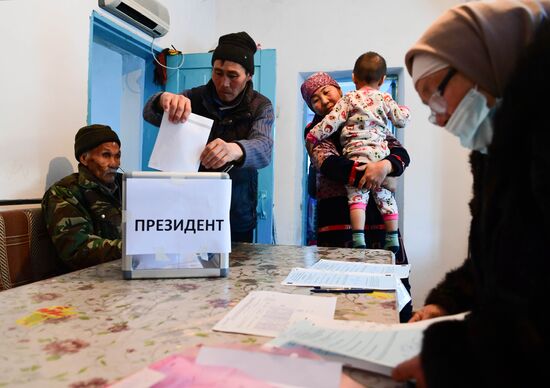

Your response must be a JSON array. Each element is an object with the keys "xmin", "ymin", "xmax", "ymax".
[
  {"xmin": 196, "ymin": 347, "xmax": 342, "ymax": 388},
  {"xmin": 213, "ymin": 291, "xmax": 336, "ymax": 337},
  {"xmin": 282, "ymin": 268, "xmax": 411, "ymax": 312},
  {"xmin": 311, "ymin": 259, "xmax": 410, "ymax": 278},
  {"xmin": 149, "ymin": 113, "xmax": 212, "ymax": 172},
  {"xmin": 269, "ymin": 313, "xmax": 467, "ymax": 377},
  {"xmin": 282, "ymin": 268, "xmax": 397, "ymax": 290}
]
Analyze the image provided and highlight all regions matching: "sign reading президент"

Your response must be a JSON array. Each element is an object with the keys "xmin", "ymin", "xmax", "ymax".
[{"xmin": 124, "ymin": 177, "xmax": 231, "ymax": 255}]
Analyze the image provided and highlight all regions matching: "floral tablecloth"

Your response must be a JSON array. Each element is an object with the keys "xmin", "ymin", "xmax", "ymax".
[{"xmin": 0, "ymin": 244, "xmax": 402, "ymax": 387}]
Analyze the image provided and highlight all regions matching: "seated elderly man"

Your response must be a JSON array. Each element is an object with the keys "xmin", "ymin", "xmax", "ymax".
[{"xmin": 42, "ymin": 124, "xmax": 123, "ymax": 271}]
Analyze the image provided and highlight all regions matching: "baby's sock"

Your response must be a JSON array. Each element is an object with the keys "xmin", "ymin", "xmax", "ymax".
[
  {"xmin": 352, "ymin": 230, "xmax": 366, "ymax": 248},
  {"xmin": 384, "ymin": 231, "xmax": 400, "ymax": 253}
]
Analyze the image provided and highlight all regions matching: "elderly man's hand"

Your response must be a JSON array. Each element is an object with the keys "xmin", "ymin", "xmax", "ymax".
[
  {"xmin": 159, "ymin": 92, "xmax": 192, "ymax": 123},
  {"xmin": 200, "ymin": 138, "xmax": 243, "ymax": 170}
]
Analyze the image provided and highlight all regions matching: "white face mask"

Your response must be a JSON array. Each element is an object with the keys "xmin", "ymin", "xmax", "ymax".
[{"xmin": 444, "ymin": 88, "xmax": 494, "ymax": 154}]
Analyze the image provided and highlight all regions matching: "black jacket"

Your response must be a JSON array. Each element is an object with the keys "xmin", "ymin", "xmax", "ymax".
[
  {"xmin": 184, "ymin": 81, "xmax": 273, "ymax": 232},
  {"xmin": 143, "ymin": 81, "xmax": 274, "ymax": 233},
  {"xmin": 420, "ymin": 19, "xmax": 550, "ymax": 388}
]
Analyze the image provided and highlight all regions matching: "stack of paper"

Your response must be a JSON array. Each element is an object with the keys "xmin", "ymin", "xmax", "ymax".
[
  {"xmin": 269, "ymin": 313, "xmax": 467, "ymax": 376},
  {"xmin": 212, "ymin": 290, "xmax": 337, "ymax": 337},
  {"xmin": 281, "ymin": 260, "xmax": 411, "ymax": 311}
]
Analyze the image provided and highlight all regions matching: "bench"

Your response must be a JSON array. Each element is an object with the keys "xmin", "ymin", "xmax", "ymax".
[{"xmin": 0, "ymin": 207, "xmax": 60, "ymax": 290}]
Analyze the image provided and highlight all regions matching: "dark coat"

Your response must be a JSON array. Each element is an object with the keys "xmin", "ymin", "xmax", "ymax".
[
  {"xmin": 184, "ymin": 81, "xmax": 274, "ymax": 233},
  {"xmin": 41, "ymin": 165, "xmax": 122, "ymax": 271},
  {"xmin": 420, "ymin": 19, "xmax": 550, "ymax": 388},
  {"xmin": 143, "ymin": 81, "xmax": 274, "ymax": 234}
]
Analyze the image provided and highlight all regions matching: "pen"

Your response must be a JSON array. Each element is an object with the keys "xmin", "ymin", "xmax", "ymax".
[{"xmin": 310, "ymin": 288, "xmax": 374, "ymax": 294}]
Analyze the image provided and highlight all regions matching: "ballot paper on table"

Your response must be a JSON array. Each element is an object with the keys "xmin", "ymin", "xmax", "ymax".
[
  {"xmin": 148, "ymin": 113, "xmax": 212, "ymax": 172},
  {"xmin": 268, "ymin": 312, "xmax": 467, "ymax": 377},
  {"xmin": 282, "ymin": 268, "xmax": 397, "ymax": 289},
  {"xmin": 213, "ymin": 290, "xmax": 336, "ymax": 337},
  {"xmin": 311, "ymin": 259, "xmax": 410, "ymax": 279},
  {"xmin": 282, "ymin": 268, "xmax": 411, "ymax": 312}
]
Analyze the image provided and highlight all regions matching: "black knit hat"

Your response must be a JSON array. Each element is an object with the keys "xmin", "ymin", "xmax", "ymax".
[
  {"xmin": 74, "ymin": 124, "xmax": 120, "ymax": 161},
  {"xmin": 211, "ymin": 31, "xmax": 257, "ymax": 75}
]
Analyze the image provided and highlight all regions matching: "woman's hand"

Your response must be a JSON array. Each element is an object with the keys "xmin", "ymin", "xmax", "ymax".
[
  {"xmin": 392, "ymin": 355, "xmax": 426, "ymax": 388},
  {"xmin": 409, "ymin": 304, "xmax": 447, "ymax": 322},
  {"xmin": 356, "ymin": 160, "xmax": 392, "ymax": 190}
]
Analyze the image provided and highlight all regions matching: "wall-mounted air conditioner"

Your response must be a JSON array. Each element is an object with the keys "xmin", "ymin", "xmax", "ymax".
[{"xmin": 99, "ymin": 0, "xmax": 169, "ymax": 38}]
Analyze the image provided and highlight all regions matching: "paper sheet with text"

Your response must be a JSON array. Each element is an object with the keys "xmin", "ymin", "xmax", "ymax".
[
  {"xmin": 282, "ymin": 268, "xmax": 397, "ymax": 289},
  {"xmin": 282, "ymin": 267, "xmax": 411, "ymax": 312},
  {"xmin": 213, "ymin": 291, "xmax": 336, "ymax": 337},
  {"xmin": 269, "ymin": 313, "xmax": 467, "ymax": 376},
  {"xmin": 311, "ymin": 259, "xmax": 410, "ymax": 278}
]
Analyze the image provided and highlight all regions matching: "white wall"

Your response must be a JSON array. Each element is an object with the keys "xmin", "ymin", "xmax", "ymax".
[{"xmin": 0, "ymin": 0, "xmax": 472, "ymax": 306}]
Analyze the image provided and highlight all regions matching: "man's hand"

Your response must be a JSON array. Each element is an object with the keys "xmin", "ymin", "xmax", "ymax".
[
  {"xmin": 356, "ymin": 160, "xmax": 392, "ymax": 190},
  {"xmin": 201, "ymin": 138, "xmax": 243, "ymax": 170},
  {"xmin": 409, "ymin": 304, "xmax": 447, "ymax": 322},
  {"xmin": 392, "ymin": 355, "xmax": 426, "ymax": 388},
  {"xmin": 159, "ymin": 92, "xmax": 192, "ymax": 123}
]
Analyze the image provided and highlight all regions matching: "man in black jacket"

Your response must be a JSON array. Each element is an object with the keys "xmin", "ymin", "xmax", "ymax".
[{"xmin": 143, "ymin": 32, "xmax": 274, "ymax": 242}]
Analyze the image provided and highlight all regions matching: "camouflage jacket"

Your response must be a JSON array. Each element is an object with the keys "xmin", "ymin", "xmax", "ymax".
[{"xmin": 41, "ymin": 164, "xmax": 122, "ymax": 270}]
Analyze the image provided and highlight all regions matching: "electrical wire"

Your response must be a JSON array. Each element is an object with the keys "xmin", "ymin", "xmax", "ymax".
[{"xmin": 150, "ymin": 37, "xmax": 185, "ymax": 69}]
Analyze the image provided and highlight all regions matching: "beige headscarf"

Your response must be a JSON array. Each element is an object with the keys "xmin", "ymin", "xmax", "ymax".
[{"xmin": 405, "ymin": 1, "xmax": 549, "ymax": 97}]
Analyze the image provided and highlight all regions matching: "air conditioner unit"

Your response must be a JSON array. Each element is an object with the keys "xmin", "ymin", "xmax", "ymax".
[{"xmin": 99, "ymin": 0, "xmax": 169, "ymax": 38}]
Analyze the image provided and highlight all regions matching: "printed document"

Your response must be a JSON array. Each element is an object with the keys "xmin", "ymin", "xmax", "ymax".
[
  {"xmin": 148, "ymin": 113, "xmax": 212, "ymax": 172},
  {"xmin": 311, "ymin": 259, "xmax": 410, "ymax": 278},
  {"xmin": 213, "ymin": 291, "xmax": 336, "ymax": 337},
  {"xmin": 282, "ymin": 268, "xmax": 397, "ymax": 290},
  {"xmin": 282, "ymin": 265, "xmax": 411, "ymax": 311},
  {"xmin": 269, "ymin": 313, "xmax": 467, "ymax": 376}
]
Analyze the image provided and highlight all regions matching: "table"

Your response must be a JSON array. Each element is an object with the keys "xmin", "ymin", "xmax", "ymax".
[{"xmin": 0, "ymin": 244, "xmax": 402, "ymax": 387}]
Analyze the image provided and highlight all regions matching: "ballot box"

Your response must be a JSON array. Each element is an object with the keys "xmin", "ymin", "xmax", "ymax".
[{"xmin": 122, "ymin": 171, "xmax": 231, "ymax": 279}]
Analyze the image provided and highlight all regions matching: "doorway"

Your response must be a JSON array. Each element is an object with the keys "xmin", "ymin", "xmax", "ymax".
[{"xmin": 301, "ymin": 70, "xmax": 405, "ymax": 245}]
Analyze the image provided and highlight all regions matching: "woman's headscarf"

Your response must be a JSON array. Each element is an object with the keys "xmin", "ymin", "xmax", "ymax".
[
  {"xmin": 405, "ymin": 0, "xmax": 549, "ymax": 97},
  {"xmin": 300, "ymin": 72, "xmax": 340, "ymax": 111}
]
